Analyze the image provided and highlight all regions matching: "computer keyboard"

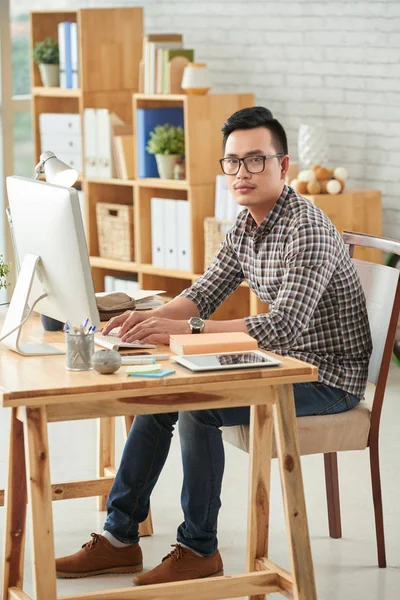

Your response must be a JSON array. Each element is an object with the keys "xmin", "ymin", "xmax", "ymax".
[{"xmin": 94, "ymin": 328, "xmax": 156, "ymax": 351}]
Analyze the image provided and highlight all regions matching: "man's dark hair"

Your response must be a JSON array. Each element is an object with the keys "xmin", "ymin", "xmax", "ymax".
[{"xmin": 221, "ymin": 106, "xmax": 288, "ymax": 155}]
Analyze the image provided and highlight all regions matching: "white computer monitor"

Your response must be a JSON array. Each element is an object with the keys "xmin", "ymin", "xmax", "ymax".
[{"xmin": 0, "ymin": 176, "xmax": 100, "ymax": 356}]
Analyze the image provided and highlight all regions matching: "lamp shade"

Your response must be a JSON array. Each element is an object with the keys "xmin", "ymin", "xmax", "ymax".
[{"xmin": 39, "ymin": 151, "xmax": 78, "ymax": 187}]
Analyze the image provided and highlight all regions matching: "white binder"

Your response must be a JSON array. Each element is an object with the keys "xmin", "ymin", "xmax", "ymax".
[
  {"xmin": 163, "ymin": 199, "xmax": 178, "ymax": 270},
  {"xmin": 151, "ymin": 197, "xmax": 165, "ymax": 268},
  {"xmin": 71, "ymin": 22, "xmax": 79, "ymax": 89},
  {"xmin": 83, "ymin": 109, "xmax": 98, "ymax": 177},
  {"xmin": 96, "ymin": 109, "xmax": 114, "ymax": 179},
  {"xmin": 176, "ymin": 200, "xmax": 191, "ymax": 271}
]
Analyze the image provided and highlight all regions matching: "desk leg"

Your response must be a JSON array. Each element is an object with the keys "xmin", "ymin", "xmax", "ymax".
[
  {"xmin": 97, "ymin": 417, "xmax": 115, "ymax": 511},
  {"xmin": 22, "ymin": 407, "xmax": 57, "ymax": 600},
  {"xmin": 246, "ymin": 402, "xmax": 274, "ymax": 600},
  {"xmin": 2, "ymin": 409, "xmax": 27, "ymax": 600},
  {"xmin": 273, "ymin": 384, "xmax": 317, "ymax": 600}
]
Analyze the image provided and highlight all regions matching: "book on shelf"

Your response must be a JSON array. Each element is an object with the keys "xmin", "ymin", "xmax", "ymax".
[
  {"xmin": 169, "ymin": 332, "xmax": 258, "ymax": 355},
  {"xmin": 83, "ymin": 109, "xmax": 125, "ymax": 178},
  {"xmin": 58, "ymin": 21, "xmax": 79, "ymax": 89},
  {"xmin": 113, "ymin": 135, "xmax": 135, "ymax": 180},
  {"xmin": 136, "ymin": 107, "xmax": 184, "ymax": 178},
  {"xmin": 142, "ymin": 33, "xmax": 182, "ymax": 93}
]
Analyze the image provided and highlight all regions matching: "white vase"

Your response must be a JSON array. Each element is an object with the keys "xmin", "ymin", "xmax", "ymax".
[
  {"xmin": 181, "ymin": 62, "xmax": 211, "ymax": 95},
  {"xmin": 155, "ymin": 154, "xmax": 179, "ymax": 179},
  {"xmin": 39, "ymin": 63, "xmax": 60, "ymax": 87},
  {"xmin": 297, "ymin": 124, "xmax": 329, "ymax": 169}
]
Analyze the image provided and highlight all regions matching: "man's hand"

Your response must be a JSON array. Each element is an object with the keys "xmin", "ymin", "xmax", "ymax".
[
  {"xmin": 101, "ymin": 310, "xmax": 150, "ymax": 336},
  {"xmin": 101, "ymin": 310, "xmax": 190, "ymax": 345},
  {"xmin": 120, "ymin": 316, "xmax": 190, "ymax": 345}
]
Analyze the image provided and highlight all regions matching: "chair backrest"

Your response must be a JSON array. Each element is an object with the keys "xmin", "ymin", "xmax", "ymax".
[
  {"xmin": 353, "ymin": 259, "xmax": 399, "ymax": 384},
  {"xmin": 342, "ymin": 231, "xmax": 400, "ymax": 409}
]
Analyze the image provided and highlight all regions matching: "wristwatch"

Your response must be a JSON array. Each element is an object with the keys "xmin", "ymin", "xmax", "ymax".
[{"xmin": 188, "ymin": 316, "xmax": 205, "ymax": 334}]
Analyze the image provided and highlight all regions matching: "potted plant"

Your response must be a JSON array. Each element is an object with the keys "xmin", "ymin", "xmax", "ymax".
[
  {"xmin": 33, "ymin": 37, "xmax": 60, "ymax": 87},
  {"xmin": 0, "ymin": 254, "xmax": 10, "ymax": 293},
  {"xmin": 146, "ymin": 123, "xmax": 185, "ymax": 179}
]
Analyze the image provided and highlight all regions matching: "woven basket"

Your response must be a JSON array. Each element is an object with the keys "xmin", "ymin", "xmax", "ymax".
[
  {"xmin": 96, "ymin": 203, "xmax": 134, "ymax": 261},
  {"xmin": 204, "ymin": 217, "xmax": 235, "ymax": 269}
]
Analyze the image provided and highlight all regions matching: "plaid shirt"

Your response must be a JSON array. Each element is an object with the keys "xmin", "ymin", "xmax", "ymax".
[{"xmin": 179, "ymin": 185, "xmax": 372, "ymax": 399}]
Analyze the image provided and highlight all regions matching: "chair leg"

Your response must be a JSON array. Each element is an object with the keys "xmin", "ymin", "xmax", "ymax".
[
  {"xmin": 324, "ymin": 452, "xmax": 342, "ymax": 539},
  {"xmin": 369, "ymin": 441, "xmax": 386, "ymax": 567},
  {"xmin": 124, "ymin": 416, "xmax": 154, "ymax": 537}
]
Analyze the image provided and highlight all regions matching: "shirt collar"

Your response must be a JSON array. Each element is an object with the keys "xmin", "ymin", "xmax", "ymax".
[{"xmin": 240, "ymin": 184, "xmax": 291, "ymax": 239}]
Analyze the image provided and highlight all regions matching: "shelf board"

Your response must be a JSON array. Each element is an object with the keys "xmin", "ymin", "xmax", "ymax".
[
  {"xmin": 137, "ymin": 178, "xmax": 189, "ymax": 190},
  {"xmin": 140, "ymin": 264, "xmax": 194, "ymax": 279},
  {"xmin": 134, "ymin": 93, "xmax": 186, "ymax": 102},
  {"xmin": 85, "ymin": 178, "xmax": 136, "ymax": 187},
  {"xmin": 90, "ymin": 257, "xmax": 141, "ymax": 273},
  {"xmin": 32, "ymin": 87, "xmax": 81, "ymax": 98}
]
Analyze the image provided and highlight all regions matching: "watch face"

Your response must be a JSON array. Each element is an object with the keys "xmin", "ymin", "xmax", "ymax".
[{"xmin": 190, "ymin": 317, "xmax": 203, "ymax": 329}]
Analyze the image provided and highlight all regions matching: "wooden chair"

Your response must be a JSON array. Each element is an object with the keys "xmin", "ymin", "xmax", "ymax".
[{"xmin": 222, "ymin": 231, "xmax": 400, "ymax": 568}]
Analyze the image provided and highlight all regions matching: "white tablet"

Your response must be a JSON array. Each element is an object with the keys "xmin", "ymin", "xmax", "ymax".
[{"xmin": 173, "ymin": 350, "xmax": 281, "ymax": 372}]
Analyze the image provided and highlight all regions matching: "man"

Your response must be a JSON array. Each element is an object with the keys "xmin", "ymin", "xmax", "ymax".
[{"xmin": 56, "ymin": 106, "xmax": 372, "ymax": 585}]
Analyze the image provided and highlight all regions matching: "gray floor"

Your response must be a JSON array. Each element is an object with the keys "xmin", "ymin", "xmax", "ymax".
[{"xmin": 1, "ymin": 366, "xmax": 400, "ymax": 599}]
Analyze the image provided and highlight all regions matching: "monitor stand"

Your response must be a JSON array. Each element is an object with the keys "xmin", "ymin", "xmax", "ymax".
[{"xmin": 0, "ymin": 252, "xmax": 65, "ymax": 356}]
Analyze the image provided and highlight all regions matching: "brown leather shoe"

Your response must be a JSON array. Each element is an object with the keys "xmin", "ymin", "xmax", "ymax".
[
  {"xmin": 133, "ymin": 543, "xmax": 223, "ymax": 586},
  {"xmin": 56, "ymin": 533, "xmax": 143, "ymax": 578}
]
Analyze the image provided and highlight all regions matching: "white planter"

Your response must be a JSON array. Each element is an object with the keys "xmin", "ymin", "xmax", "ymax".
[
  {"xmin": 297, "ymin": 124, "xmax": 329, "ymax": 170},
  {"xmin": 155, "ymin": 154, "xmax": 179, "ymax": 179},
  {"xmin": 38, "ymin": 63, "xmax": 60, "ymax": 87}
]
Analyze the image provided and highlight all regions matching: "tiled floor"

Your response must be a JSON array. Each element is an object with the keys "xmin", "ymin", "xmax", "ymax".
[{"xmin": 1, "ymin": 365, "xmax": 399, "ymax": 599}]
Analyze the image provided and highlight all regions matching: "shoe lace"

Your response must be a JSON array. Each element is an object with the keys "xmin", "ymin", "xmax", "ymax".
[
  {"xmin": 82, "ymin": 533, "xmax": 102, "ymax": 550},
  {"xmin": 162, "ymin": 543, "xmax": 186, "ymax": 563}
]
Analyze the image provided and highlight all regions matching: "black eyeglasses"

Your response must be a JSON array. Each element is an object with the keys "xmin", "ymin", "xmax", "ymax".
[{"xmin": 219, "ymin": 154, "xmax": 284, "ymax": 175}]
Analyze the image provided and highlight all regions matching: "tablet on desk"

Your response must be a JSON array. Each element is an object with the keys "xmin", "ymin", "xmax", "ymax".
[{"xmin": 173, "ymin": 350, "xmax": 281, "ymax": 372}]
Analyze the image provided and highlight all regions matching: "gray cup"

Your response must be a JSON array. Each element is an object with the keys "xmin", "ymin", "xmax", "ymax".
[{"xmin": 65, "ymin": 332, "xmax": 94, "ymax": 371}]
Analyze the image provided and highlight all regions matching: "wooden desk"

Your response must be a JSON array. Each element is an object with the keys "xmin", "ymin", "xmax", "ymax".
[{"xmin": 1, "ymin": 317, "xmax": 318, "ymax": 600}]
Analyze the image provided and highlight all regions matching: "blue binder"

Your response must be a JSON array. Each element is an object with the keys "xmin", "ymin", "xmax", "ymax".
[{"xmin": 136, "ymin": 107, "xmax": 184, "ymax": 178}]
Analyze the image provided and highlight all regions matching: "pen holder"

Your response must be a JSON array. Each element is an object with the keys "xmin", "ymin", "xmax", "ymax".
[{"xmin": 65, "ymin": 331, "xmax": 94, "ymax": 371}]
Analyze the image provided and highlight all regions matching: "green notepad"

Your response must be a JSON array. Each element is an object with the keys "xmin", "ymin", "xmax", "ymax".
[
  {"xmin": 125, "ymin": 364, "xmax": 161, "ymax": 375},
  {"xmin": 129, "ymin": 369, "xmax": 176, "ymax": 379}
]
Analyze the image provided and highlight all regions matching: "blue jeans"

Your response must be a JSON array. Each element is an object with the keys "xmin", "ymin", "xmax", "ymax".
[{"xmin": 104, "ymin": 382, "xmax": 359, "ymax": 555}]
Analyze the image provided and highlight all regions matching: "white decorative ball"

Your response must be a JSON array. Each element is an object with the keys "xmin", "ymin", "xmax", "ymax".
[
  {"xmin": 91, "ymin": 349, "xmax": 121, "ymax": 374},
  {"xmin": 326, "ymin": 179, "xmax": 342, "ymax": 195},
  {"xmin": 297, "ymin": 169, "xmax": 317, "ymax": 183},
  {"xmin": 333, "ymin": 166, "xmax": 348, "ymax": 181}
]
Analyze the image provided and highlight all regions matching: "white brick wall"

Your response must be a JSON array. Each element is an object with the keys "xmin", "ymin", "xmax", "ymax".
[{"xmin": 31, "ymin": 0, "xmax": 400, "ymax": 238}]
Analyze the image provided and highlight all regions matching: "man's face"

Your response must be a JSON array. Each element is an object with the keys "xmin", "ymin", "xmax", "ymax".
[{"xmin": 223, "ymin": 127, "xmax": 289, "ymax": 212}]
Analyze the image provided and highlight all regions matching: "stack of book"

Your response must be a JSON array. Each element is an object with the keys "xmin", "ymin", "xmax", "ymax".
[
  {"xmin": 142, "ymin": 33, "xmax": 194, "ymax": 94},
  {"xmin": 83, "ymin": 109, "xmax": 134, "ymax": 179},
  {"xmin": 58, "ymin": 21, "xmax": 79, "ymax": 89}
]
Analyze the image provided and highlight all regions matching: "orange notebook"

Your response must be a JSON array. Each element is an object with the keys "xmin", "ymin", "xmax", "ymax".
[{"xmin": 169, "ymin": 332, "xmax": 258, "ymax": 355}]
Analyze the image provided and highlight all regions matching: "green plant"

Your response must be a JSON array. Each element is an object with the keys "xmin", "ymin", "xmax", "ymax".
[
  {"xmin": 146, "ymin": 123, "xmax": 185, "ymax": 156},
  {"xmin": 33, "ymin": 37, "xmax": 59, "ymax": 65},
  {"xmin": 0, "ymin": 255, "xmax": 10, "ymax": 291}
]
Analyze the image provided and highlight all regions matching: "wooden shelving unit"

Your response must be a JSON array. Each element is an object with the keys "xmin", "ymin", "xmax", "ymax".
[
  {"xmin": 30, "ymin": 7, "xmax": 143, "ymax": 172},
  {"xmin": 30, "ymin": 9, "xmax": 269, "ymax": 320}
]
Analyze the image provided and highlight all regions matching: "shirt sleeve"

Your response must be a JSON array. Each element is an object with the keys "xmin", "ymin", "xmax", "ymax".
[
  {"xmin": 244, "ymin": 223, "xmax": 339, "ymax": 351},
  {"xmin": 178, "ymin": 232, "xmax": 244, "ymax": 320}
]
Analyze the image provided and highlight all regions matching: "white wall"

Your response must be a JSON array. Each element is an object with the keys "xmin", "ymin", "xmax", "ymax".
[{"xmin": 30, "ymin": 0, "xmax": 400, "ymax": 238}]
